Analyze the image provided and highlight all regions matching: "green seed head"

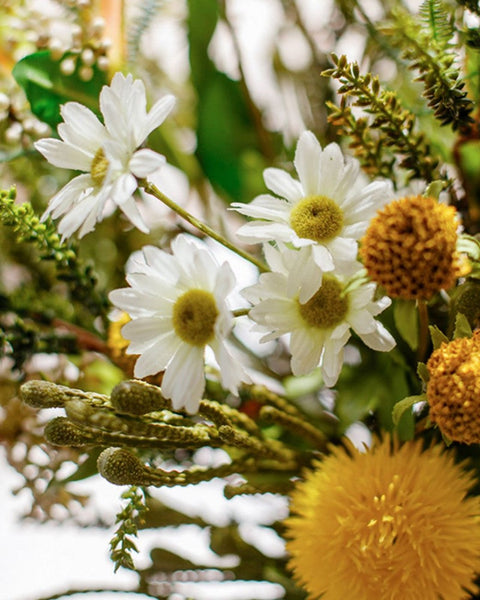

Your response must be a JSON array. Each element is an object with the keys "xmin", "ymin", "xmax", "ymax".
[
  {"xmin": 172, "ymin": 288, "xmax": 219, "ymax": 346},
  {"xmin": 290, "ymin": 195, "xmax": 344, "ymax": 242},
  {"xmin": 298, "ymin": 275, "xmax": 349, "ymax": 329}
]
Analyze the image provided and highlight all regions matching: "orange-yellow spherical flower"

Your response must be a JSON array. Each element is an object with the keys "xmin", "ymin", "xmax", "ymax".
[
  {"xmin": 285, "ymin": 437, "xmax": 480, "ymax": 600},
  {"xmin": 427, "ymin": 330, "xmax": 480, "ymax": 444},
  {"xmin": 360, "ymin": 195, "xmax": 468, "ymax": 300}
]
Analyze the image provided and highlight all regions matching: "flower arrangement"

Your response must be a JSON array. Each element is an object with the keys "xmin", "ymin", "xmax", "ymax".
[{"xmin": 3, "ymin": 1, "xmax": 480, "ymax": 599}]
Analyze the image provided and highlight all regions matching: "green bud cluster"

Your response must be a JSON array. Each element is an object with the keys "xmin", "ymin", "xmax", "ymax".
[{"xmin": 21, "ymin": 379, "xmax": 315, "ymax": 492}]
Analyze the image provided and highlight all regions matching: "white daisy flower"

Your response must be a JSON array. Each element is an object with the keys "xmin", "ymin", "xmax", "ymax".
[
  {"xmin": 34, "ymin": 72, "xmax": 175, "ymax": 239},
  {"xmin": 108, "ymin": 234, "xmax": 250, "ymax": 414},
  {"xmin": 242, "ymin": 244, "xmax": 395, "ymax": 387},
  {"xmin": 232, "ymin": 131, "xmax": 392, "ymax": 274}
]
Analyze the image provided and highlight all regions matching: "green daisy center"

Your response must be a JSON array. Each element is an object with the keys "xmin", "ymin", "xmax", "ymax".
[
  {"xmin": 172, "ymin": 289, "xmax": 219, "ymax": 347},
  {"xmin": 298, "ymin": 276, "xmax": 349, "ymax": 329},
  {"xmin": 290, "ymin": 195, "xmax": 344, "ymax": 242},
  {"xmin": 90, "ymin": 147, "xmax": 109, "ymax": 186}
]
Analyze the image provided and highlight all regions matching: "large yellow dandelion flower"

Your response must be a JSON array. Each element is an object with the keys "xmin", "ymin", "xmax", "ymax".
[
  {"xmin": 285, "ymin": 437, "xmax": 480, "ymax": 600},
  {"xmin": 427, "ymin": 330, "xmax": 480, "ymax": 444},
  {"xmin": 360, "ymin": 195, "xmax": 468, "ymax": 300}
]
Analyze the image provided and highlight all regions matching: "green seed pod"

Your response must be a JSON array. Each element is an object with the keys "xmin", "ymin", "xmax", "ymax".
[
  {"xmin": 110, "ymin": 380, "xmax": 170, "ymax": 415},
  {"xmin": 44, "ymin": 417, "xmax": 91, "ymax": 446},
  {"xmin": 97, "ymin": 447, "xmax": 147, "ymax": 485},
  {"xmin": 20, "ymin": 380, "xmax": 68, "ymax": 408}
]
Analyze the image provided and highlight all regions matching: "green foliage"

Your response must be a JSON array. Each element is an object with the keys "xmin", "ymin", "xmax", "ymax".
[
  {"xmin": 324, "ymin": 54, "xmax": 445, "ymax": 185},
  {"xmin": 0, "ymin": 188, "xmax": 108, "ymax": 323},
  {"xmin": 0, "ymin": 314, "xmax": 79, "ymax": 370},
  {"xmin": 392, "ymin": 393, "xmax": 427, "ymax": 425},
  {"xmin": 187, "ymin": 0, "xmax": 266, "ymax": 202},
  {"xmin": 453, "ymin": 312, "xmax": 473, "ymax": 339},
  {"xmin": 110, "ymin": 486, "xmax": 148, "ymax": 572},
  {"xmin": 12, "ymin": 50, "xmax": 107, "ymax": 128},
  {"xmin": 382, "ymin": 2, "xmax": 474, "ymax": 130},
  {"xmin": 393, "ymin": 299, "xmax": 419, "ymax": 351},
  {"xmin": 429, "ymin": 324, "xmax": 449, "ymax": 348}
]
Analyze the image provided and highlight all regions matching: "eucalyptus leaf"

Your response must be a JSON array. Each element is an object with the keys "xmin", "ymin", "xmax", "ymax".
[
  {"xmin": 393, "ymin": 299, "xmax": 418, "ymax": 350},
  {"xmin": 13, "ymin": 50, "xmax": 107, "ymax": 128}
]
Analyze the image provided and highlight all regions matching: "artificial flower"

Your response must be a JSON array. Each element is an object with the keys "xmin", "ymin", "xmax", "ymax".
[
  {"xmin": 108, "ymin": 234, "xmax": 249, "ymax": 414},
  {"xmin": 242, "ymin": 244, "xmax": 395, "ymax": 386},
  {"xmin": 232, "ymin": 130, "xmax": 392, "ymax": 274},
  {"xmin": 285, "ymin": 437, "xmax": 480, "ymax": 600},
  {"xmin": 35, "ymin": 72, "xmax": 175, "ymax": 239}
]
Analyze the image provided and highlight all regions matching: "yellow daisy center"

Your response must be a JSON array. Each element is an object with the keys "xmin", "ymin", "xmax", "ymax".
[
  {"xmin": 298, "ymin": 276, "xmax": 348, "ymax": 329},
  {"xmin": 290, "ymin": 195, "xmax": 344, "ymax": 242},
  {"xmin": 360, "ymin": 195, "xmax": 468, "ymax": 300},
  {"xmin": 172, "ymin": 289, "xmax": 218, "ymax": 347},
  {"xmin": 90, "ymin": 147, "xmax": 109, "ymax": 186},
  {"xmin": 285, "ymin": 438, "xmax": 480, "ymax": 600},
  {"xmin": 426, "ymin": 330, "xmax": 480, "ymax": 444}
]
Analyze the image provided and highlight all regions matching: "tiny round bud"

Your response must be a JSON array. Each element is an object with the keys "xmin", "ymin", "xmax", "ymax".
[
  {"xmin": 97, "ymin": 447, "xmax": 147, "ymax": 485},
  {"xmin": 33, "ymin": 121, "xmax": 51, "ymax": 137},
  {"xmin": 49, "ymin": 39, "xmax": 64, "ymax": 61},
  {"xmin": 0, "ymin": 92, "xmax": 10, "ymax": 112},
  {"xmin": 97, "ymin": 56, "xmax": 109, "ymax": 71},
  {"xmin": 79, "ymin": 65, "xmax": 94, "ymax": 81},
  {"xmin": 5, "ymin": 122, "xmax": 23, "ymax": 144},
  {"xmin": 22, "ymin": 117, "xmax": 36, "ymax": 133},
  {"xmin": 91, "ymin": 17, "xmax": 105, "ymax": 35},
  {"xmin": 81, "ymin": 47, "xmax": 95, "ymax": 66},
  {"xmin": 60, "ymin": 57, "xmax": 76, "ymax": 76}
]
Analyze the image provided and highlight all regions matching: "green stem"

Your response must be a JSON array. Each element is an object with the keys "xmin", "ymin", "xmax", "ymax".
[
  {"xmin": 416, "ymin": 299, "xmax": 429, "ymax": 362},
  {"xmin": 140, "ymin": 180, "xmax": 268, "ymax": 273}
]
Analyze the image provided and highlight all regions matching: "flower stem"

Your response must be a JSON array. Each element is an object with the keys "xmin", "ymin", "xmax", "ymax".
[
  {"xmin": 140, "ymin": 180, "xmax": 268, "ymax": 272},
  {"xmin": 416, "ymin": 299, "xmax": 429, "ymax": 362}
]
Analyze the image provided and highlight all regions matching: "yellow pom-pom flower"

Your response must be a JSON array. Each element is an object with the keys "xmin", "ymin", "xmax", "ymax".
[
  {"xmin": 427, "ymin": 330, "xmax": 480, "ymax": 444},
  {"xmin": 285, "ymin": 437, "xmax": 480, "ymax": 600},
  {"xmin": 360, "ymin": 195, "xmax": 468, "ymax": 300}
]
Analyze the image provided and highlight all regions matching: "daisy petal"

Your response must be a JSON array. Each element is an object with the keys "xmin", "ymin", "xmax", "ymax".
[
  {"xmin": 294, "ymin": 131, "xmax": 322, "ymax": 195},
  {"xmin": 162, "ymin": 344, "xmax": 205, "ymax": 414},
  {"xmin": 263, "ymin": 168, "xmax": 304, "ymax": 203},
  {"xmin": 130, "ymin": 149, "xmax": 165, "ymax": 178},
  {"xmin": 34, "ymin": 138, "xmax": 92, "ymax": 171}
]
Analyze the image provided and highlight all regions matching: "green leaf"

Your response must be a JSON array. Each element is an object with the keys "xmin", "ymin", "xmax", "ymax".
[
  {"xmin": 429, "ymin": 324, "xmax": 449, "ymax": 349},
  {"xmin": 417, "ymin": 361, "xmax": 430, "ymax": 384},
  {"xmin": 13, "ymin": 50, "xmax": 107, "ymax": 128},
  {"xmin": 423, "ymin": 180, "xmax": 445, "ymax": 199},
  {"xmin": 393, "ymin": 299, "xmax": 418, "ymax": 350},
  {"xmin": 453, "ymin": 312, "xmax": 473, "ymax": 339},
  {"xmin": 392, "ymin": 393, "xmax": 426, "ymax": 425},
  {"xmin": 186, "ymin": 0, "xmax": 266, "ymax": 201}
]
